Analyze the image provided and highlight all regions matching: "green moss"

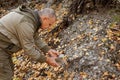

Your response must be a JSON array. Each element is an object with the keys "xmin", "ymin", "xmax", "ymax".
[{"xmin": 113, "ymin": 15, "xmax": 120, "ymax": 22}]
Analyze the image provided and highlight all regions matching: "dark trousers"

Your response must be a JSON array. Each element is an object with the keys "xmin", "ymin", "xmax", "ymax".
[
  {"xmin": 0, "ymin": 32, "xmax": 14, "ymax": 80},
  {"xmin": 0, "ymin": 48, "xmax": 14, "ymax": 80}
]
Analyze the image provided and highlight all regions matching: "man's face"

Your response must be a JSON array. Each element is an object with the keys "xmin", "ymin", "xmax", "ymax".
[{"xmin": 41, "ymin": 16, "xmax": 56, "ymax": 30}]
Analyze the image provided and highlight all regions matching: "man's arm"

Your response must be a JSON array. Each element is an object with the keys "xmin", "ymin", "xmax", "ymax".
[
  {"xmin": 34, "ymin": 33, "xmax": 51, "ymax": 54},
  {"xmin": 16, "ymin": 22, "xmax": 46, "ymax": 63},
  {"xmin": 34, "ymin": 33, "xmax": 59, "ymax": 57}
]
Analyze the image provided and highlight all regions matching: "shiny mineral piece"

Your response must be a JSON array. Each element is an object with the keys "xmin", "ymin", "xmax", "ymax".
[{"xmin": 55, "ymin": 54, "xmax": 68, "ymax": 67}]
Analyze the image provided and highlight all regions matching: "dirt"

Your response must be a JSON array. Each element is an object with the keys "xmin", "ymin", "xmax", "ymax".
[{"xmin": 56, "ymin": 12, "xmax": 120, "ymax": 79}]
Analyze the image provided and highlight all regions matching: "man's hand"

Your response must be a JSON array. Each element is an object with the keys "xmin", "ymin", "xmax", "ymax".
[
  {"xmin": 47, "ymin": 49, "xmax": 59, "ymax": 57},
  {"xmin": 46, "ymin": 56, "xmax": 60, "ymax": 67}
]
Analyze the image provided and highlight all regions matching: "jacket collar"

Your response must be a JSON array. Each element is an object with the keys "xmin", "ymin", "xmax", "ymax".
[
  {"xmin": 18, "ymin": 5, "xmax": 41, "ymax": 31},
  {"xmin": 33, "ymin": 10, "xmax": 41, "ymax": 31}
]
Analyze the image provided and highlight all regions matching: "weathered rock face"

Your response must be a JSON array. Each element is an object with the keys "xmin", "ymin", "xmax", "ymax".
[
  {"xmin": 42, "ymin": 0, "xmax": 120, "ymax": 79},
  {"xmin": 55, "ymin": 13, "xmax": 120, "ymax": 79}
]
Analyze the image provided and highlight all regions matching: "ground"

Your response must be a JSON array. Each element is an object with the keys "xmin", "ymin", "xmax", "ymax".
[{"xmin": 0, "ymin": 0, "xmax": 120, "ymax": 80}]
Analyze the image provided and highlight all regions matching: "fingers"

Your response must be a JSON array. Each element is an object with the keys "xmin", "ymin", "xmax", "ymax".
[
  {"xmin": 49, "ymin": 51, "xmax": 55, "ymax": 56},
  {"xmin": 51, "ymin": 50, "xmax": 60, "ymax": 56},
  {"xmin": 52, "ymin": 59, "xmax": 60, "ymax": 67},
  {"xmin": 46, "ymin": 56, "xmax": 60, "ymax": 67},
  {"xmin": 51, "ymin": 57, "xmax": 60, "ymax": 67},
  {"xmin": 48, "ymin": 49, "xmax": 60, "ymax": 57},
  {"xmin": 53, "ymin": 61, "xmax": 60, "ymax": 67},
  {"xmin": 52, "ymin": 63, "xmax": 60, "ymax": 67},
  {"xmin": 48, "ymin": 51, "xmax": 58, "ymax": 57},
  {"xmin": 56, "ymin": 62, "xmax": 60, "ymax": 67}
]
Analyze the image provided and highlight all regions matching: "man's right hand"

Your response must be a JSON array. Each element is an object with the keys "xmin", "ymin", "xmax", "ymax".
[
  {"xmin": 47, "ymin": 49, "xmax": 60, "ymax": 57},
  {"xmin": 46, "ymin": 56, "xmax": 60, "ymax": 67}
]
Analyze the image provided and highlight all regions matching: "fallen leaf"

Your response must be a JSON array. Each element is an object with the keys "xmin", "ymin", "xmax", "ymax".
[{"xmin": 80, "ymin": 72, "xmax": 88, "ymax": 78}]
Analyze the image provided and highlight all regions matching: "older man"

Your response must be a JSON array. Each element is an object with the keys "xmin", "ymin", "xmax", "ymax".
[{"xmin": 0, "ymin": 5, "xmax": 60, "ymax": 80}]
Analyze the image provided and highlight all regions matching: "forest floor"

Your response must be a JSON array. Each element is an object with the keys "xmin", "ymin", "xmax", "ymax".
[{"xmin": 0, "ymin": 1, "xmax": 120, "ymax": 80}]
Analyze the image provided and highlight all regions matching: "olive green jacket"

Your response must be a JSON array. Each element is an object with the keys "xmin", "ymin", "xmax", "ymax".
[{"xmin": 0, "ymin": 6, "xmax": 50, "ymax": 63}]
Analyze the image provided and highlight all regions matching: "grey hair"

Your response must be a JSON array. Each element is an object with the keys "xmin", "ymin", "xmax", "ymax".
[{"xmin": 38, "ymin": 8, "xmax": 56, "ymax": 18}]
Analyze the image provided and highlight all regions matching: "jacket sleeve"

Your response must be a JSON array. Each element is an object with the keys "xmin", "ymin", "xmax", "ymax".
[
  {"xmin": 16, "ymin": 22, "xmax": 46, "ymax": 63},
  {"xmin": 34, "ymin": 32, "xmax": 51, "ymax": 54}
]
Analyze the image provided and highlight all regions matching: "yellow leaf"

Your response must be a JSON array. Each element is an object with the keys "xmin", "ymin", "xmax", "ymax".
[
  {"xmin": 64, "ymin": 71, "xmax": 69, "ymax": 78},
  {"xmin": 68, "ymin": 72, "xmax": 76, "ymax": 80},
  {"xmin": 110, "ymin": 44, "xmax": 115, "ymax": 50},
  {"xmin": 86, "ymin": 52, "xmax": 89, "ymax": 56},
  {"xmin": 46, "ymin": 71, "xmax": 53, "ymax": 78},
  {"xmin": 88, "ymin": 19, "xmax": 93, "ymax": 25},
  {"xmin": 100, "ymin": 50, "xmax": 106, "ymax": 55},
  {"xmin": 12, "ymin": 57, "xmax": 17, "ymax": 63},
  {"xmin": 80, "ymin": 72, "xmax": 88, "ymax": 78},
  {"xmin": 98, "ymin": 43, "xmax": 104, "ymax": 46},
  {"xmin": 13, "ymin": 77, "xmax": 21, "ymax": 80},
  {"xmin": 83, "ymin": 48, "xmax": 87, "ymax": 51},
  {"xmin": 103, "ymin": 72, "xmax": 109, "ymax": 76},
  {"xmin": 101, "ymin": 38, "xmax": 107, "ymax": 42}
]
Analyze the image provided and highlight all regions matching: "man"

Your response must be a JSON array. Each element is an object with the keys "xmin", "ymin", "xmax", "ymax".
[{"xmin": 0, "ymin": 5, "xmax": 60, "ymax": 80}]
